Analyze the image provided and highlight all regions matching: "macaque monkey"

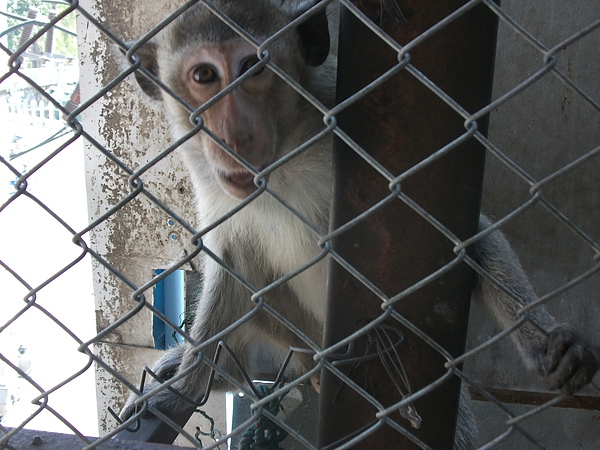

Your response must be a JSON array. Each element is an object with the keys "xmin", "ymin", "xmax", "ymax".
[{"xmin": 118, "ymin": 0, "xmax": 599, "ymax": 447}]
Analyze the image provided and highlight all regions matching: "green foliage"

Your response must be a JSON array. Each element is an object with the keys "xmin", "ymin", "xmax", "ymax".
[{"xmin": 6, "ymin": 0, "xmax": 77, "ymax": 62}]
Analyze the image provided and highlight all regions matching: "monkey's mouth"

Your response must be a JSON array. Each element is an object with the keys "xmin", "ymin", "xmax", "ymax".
[{"xmin": 216, "ymin": 168, "xmax": 266, "ymax": 199}]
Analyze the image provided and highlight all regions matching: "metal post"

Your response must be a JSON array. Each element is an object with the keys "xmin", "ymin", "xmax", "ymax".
[
  {"xmin": 18, "ymin": 6, "xmax": 38, "ymax": 47},
  {"xmin": 44, "ymin": 10, "xmax": 57, "ymax": 55},
  {"xmin": 17, "ymin": 6, "xmax": 38, "ymax": 65},
  {"xmin": 318, "ymin": 1, "xmax": 498, "ymax": 448}
]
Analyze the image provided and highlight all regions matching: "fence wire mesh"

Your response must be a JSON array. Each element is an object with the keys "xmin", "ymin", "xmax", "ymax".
[{"xmin": 1, "ymin": 0, "xmax": 599, "ymax": 449}]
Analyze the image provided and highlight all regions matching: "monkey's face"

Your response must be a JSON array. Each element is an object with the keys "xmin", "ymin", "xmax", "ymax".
[
  {"xmin": 127, "ymin": 0, "xmax": 330, "ymax": 200},
  {"xmin": 169, "ymin": 41, "xmax": 302, "ymax": 200}
]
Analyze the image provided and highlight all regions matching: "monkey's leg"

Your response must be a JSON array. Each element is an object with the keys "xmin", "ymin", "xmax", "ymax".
[
  {"xmin": 119, "ymin": 255, "xmax": 317, "ymax": 420},
  {"xmin": 119, "ymin": 259, "xmax": 262, "ymax": 419}
]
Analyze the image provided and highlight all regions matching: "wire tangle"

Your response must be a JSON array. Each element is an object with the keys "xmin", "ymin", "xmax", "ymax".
[{"xmin": 239, "ymin": 384, "xmax": 289, "ymax": 450}]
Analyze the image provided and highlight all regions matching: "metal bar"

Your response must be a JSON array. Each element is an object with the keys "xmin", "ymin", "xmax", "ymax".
[{"xmin": 318, "ymin": 1, "xmax": 498, "ymax": 447}]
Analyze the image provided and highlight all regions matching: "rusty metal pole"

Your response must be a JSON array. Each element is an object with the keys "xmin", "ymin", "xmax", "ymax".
[{"xmin": 318, "ymin": 1, "xmax": 498, "ymax": 448}]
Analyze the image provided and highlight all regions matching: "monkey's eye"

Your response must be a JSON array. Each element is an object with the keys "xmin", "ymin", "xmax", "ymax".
[
  {"xmin": 240, "ymin": 56, "xmax": 265, "ymax": 76},
  {"xmin": 192, "ymin": 65, "xmax": 218, "ymax": 84}
]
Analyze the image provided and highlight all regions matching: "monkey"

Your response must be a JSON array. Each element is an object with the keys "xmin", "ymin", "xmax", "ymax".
[{"xmin": 117, "ymin": 0, "xmax": 599, "ymax": 447}]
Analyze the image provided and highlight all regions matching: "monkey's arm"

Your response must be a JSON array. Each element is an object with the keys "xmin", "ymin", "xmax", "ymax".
[{"xmin": 474, "ymin": 215, "xmax": 599, "ymax": 394}]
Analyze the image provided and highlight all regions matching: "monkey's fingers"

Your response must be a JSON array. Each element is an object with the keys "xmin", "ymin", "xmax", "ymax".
[
  {"xmin": 544, "ymin": 327, "xmax": 599, "ymax": 395},
  {"xmin": 119, "ymin": 394, "xmax": 145, "ymax": 421}
]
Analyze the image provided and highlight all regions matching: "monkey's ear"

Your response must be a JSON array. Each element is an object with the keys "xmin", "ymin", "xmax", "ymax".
[
  {"xmin": 121, "ymin": 40, "xmax": 162, "ymax": 101},
  {"xmin": 294, "ymin": 2, "xmax": 330, "ymax": 66}
]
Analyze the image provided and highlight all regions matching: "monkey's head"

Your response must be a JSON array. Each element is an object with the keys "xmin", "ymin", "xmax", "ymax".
[{"xmin": 124, "ymin": 0, "xmax": 331, "ymax": 199}]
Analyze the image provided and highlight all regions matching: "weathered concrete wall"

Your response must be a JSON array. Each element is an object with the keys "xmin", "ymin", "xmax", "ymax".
[{"xmin": 77, "ymin": 0, "xmax": 221, "ymax": 441}]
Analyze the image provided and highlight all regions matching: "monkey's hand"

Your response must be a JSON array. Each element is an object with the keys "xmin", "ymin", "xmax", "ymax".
[{"xmin": 542, "ymin": 327, "xmax": 600, "ymax": 395}]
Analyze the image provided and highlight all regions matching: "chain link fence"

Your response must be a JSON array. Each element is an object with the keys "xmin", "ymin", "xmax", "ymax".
[{"xmin": 1, "ymin": 0, "xmax": 599, "ymax": 448}]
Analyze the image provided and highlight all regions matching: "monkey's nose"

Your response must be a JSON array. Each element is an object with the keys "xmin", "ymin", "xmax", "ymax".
[{"xmin": 221, "ymin": 125, "xmax": 253, "ymax": 153}]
